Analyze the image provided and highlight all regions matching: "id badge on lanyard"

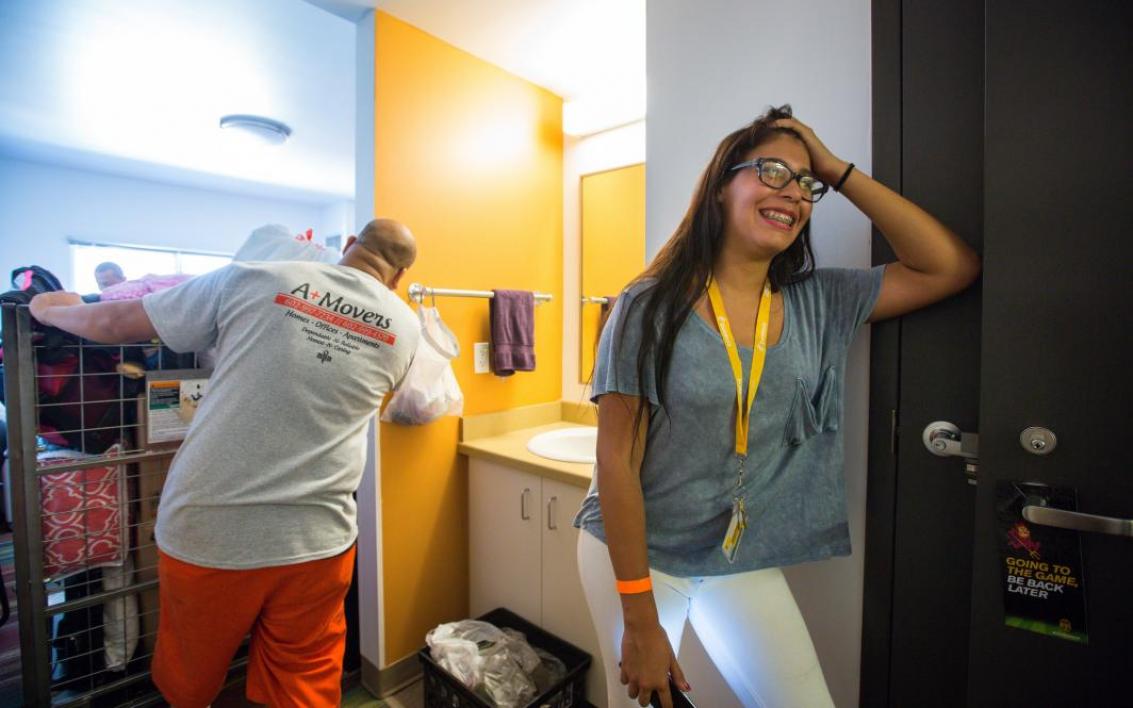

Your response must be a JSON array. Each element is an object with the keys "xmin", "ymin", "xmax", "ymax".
[
  {"xmin": 722, "ymin": 494, "xmax": 747, "ymax": 563},
  {"xmin": 706, "ymin": 277, "xmax": 772, "ymax": 563}
]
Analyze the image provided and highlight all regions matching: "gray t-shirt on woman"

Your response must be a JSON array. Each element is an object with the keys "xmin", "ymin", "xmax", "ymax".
[
  {"xmin": 143, "ymin": 261, "xmax": 419, "ymax": 569},
  {"xmin": 573, "ymin": 266, "xmax": 884, "ymax": 577}
]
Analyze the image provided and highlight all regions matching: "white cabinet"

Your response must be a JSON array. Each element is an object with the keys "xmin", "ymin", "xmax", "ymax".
[
  {"xmin": 539, "ymin": 477, "xmax": 597, "ymax": 691},
  {"xmin": 468, "ymin": 457, "xmax": 606, "ymax": 707},
  {"xmin": 469, "ymin": 459, "xmax": 543, "ymax": 623}
]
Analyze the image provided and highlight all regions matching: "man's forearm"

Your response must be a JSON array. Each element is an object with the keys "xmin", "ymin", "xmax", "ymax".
[
  {"xmin": 34, "ymin": 298, "xmax": 157, "ymax": 344},
  {"xmin": 40, "ymin": 302, "xmax": 117, "ymax": 342}
]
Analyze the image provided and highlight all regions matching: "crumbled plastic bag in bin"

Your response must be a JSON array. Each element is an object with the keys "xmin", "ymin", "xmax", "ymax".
[
  {"xmin": 425, "ymin": 621, "xmax": 487, "ymax": 689},
  {"xmin": 426, "ymin": 620, "xmax": 564, "ymax": 707},
  {"xmin": 531, "ymin": 648, "xmax": 567, "ymax": 694}
]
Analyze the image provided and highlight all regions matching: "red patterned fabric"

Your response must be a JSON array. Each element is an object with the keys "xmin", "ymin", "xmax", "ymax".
[{"xmin": 39, "ymin": 445, "xmax": 127, "ymax": 580}]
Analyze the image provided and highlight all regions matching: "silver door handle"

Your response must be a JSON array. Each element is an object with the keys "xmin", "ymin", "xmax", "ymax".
[
  {"xmin": 922, "ymin": 421, "xmax": 979, "ymax": 458},
  {"xmin": 547, "ymin": 496, "xmax": 558, "ymax": 530},
  {"xmin": 1022, "ymin": 505, "xmax": 1133, "ymax": 537},
  {"xmin": 521, "ymin": 488, "xmax": 532, "ymax": 520}
]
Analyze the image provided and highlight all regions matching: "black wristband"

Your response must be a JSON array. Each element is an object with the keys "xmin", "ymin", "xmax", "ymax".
[{"xmin": 833, "ymin": 163, "xmax": 855, "ymax": 192}]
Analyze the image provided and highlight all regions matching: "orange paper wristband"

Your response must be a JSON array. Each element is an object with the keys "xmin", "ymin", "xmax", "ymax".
[{"xmin": 616, "ymin": 577, "xmax": 653, "ymax": 594}]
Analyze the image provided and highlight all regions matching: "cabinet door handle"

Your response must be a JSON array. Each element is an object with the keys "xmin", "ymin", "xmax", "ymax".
[
  {"xmin": 520, "ymin": 488, "xmax": 532, "ymax": 520},
  {"xmin": 547, "ymin": 496, "xmax": 558, "ymax": 530}
]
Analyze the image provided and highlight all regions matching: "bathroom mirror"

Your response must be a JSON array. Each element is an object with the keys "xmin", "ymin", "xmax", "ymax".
[{"xmin": 578, "ymin": 163, "xmax": 646, "ymax": 382}]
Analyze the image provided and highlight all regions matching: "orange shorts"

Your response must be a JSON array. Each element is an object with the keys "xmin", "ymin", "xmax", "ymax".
[{"xmin": 151, "ymin": 545, "xmax": 356, "ymax": 708}]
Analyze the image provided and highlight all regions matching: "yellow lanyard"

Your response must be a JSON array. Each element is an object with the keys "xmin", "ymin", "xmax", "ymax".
[{"xmin": 706, "ymin": 277, "xmax": 772, "ymax": 457}]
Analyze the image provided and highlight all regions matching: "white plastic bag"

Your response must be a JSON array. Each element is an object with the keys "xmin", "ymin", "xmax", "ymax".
[
  {"xmin": 101, "ymin": 556, "xmax": 139, "ymax": 671},
  {"xmin": 381, "ymin": 305, "xmax": 463, "ymax": 425},
  {"xmin": 425, "ymin": 622, "xmax": 483, "ymax": 689},
  {"xmin": 426, "ymin": 620, "xmax": 543, "ymax": 707},
  {"xmin": 233, "ymin": 224, "xmax": 338, "ymax": 264},
  {"xmin": 479, "ymin": 627, "xmax": 540, "ymax": 707}
]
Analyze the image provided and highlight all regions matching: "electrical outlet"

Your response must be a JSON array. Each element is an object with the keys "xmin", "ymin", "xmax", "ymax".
[{"xmin": 473, "ymin": 342, "xmax": 490, "ymax": 374}]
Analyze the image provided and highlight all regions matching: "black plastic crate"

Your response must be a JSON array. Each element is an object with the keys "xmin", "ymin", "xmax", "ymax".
[{"xmin": 418, "ymin": 607, "xmax": 592, "ymax": 708}]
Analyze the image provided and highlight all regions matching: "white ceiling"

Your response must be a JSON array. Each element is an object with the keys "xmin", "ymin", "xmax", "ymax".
[
  {"xmin": 0, "ymin": 0, "xmax": 644, "ymax": 203},
  {"xmin": 375, "ymin": 0, "xmax": 645, "ymax": 133},
  {"xmin": 304, "ymin": 0, "xmax": 380, "ymax": 23},
  {"xmin": 0, "ymin": 0, "xmax": 356, "ymax": 203}
]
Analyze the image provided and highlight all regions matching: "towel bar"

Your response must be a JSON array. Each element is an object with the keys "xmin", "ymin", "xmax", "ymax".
[{"xmin": 408, "ymin": 283, "xmax": 553, "ymax": 304}]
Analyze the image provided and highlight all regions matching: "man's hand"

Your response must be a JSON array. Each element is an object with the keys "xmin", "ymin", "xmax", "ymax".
[{"xmin": 29, "ymin": 292, "xmax": 84, "ymax": 326}]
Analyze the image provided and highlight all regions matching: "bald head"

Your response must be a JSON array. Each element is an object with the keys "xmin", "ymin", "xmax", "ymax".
[
  {"xmin": 340, "ymin": 218, "xmax": 416, "ymax": 288},
  {"xmin": 356, "ymin": 219, "xmax": 416, "ymax": 270}
]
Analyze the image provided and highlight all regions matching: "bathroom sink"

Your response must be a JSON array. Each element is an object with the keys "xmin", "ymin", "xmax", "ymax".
[{"xmin": 526, "ymin": 427, "xmax": 597, "ymax": 464}]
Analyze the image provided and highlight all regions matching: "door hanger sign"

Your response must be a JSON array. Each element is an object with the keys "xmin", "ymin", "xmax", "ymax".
[{"xmin": 995, "ymin": 481, "xmax": 1088, "ymax": 643}]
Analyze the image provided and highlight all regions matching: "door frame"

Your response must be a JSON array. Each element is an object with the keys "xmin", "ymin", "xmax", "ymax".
[
  {"xmin": 861, "ymin": 1, "xmax": 987, "ymax": 704},
  {"xmin": 860, "ymin": 0, "xmax": 913, "ymax": 703}
]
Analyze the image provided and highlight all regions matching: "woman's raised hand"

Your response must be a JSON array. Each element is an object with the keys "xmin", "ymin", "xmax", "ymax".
[{"xmin": 773, "ymin": 117, "xmax": 848, "ymax": 185}]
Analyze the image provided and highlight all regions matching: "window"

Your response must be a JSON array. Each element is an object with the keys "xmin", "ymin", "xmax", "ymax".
[{"xmin": 70, "ymin": 241, "xmax": 232, "ymax": 293}]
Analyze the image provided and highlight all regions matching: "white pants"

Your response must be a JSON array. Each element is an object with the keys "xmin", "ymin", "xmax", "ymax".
[{"xmin": 577, "ymin": 532, "xmax": 834, "ymax": 708}]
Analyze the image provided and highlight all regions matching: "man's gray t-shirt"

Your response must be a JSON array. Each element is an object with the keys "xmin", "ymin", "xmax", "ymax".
[
  {"xmin": 573, "ymin": 267, "xmax": 884, "ymax": 577},
  {"xmin": 143, "ymin": 261, "xmax": 419, "ymax": 569}
]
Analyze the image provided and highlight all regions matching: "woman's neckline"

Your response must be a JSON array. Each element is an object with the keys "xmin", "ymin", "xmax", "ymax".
[{"xmin": 691, "ymin": 285, "xmax": 792, "ymax": 352}]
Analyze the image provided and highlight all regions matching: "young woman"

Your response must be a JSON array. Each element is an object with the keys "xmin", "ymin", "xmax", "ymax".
[{"xmin": 573, "ymin": 105, "xmax": 979, "ymax": 708}]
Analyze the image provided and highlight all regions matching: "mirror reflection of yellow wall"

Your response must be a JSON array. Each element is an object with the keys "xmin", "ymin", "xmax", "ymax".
[{"xmin": 580, "ymin": 163, "xmax": 646, "ymax": 383}]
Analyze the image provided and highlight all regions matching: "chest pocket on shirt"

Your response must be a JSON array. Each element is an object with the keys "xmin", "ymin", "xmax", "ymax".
[{"xmin": 784, "ymin": 365, "xmax": 841, "ymax": 446}]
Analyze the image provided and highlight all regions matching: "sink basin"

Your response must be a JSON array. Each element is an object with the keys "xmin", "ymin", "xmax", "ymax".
[{"xmin": 526, "ymin": 427, "xmax": 597, "ymax": 464}]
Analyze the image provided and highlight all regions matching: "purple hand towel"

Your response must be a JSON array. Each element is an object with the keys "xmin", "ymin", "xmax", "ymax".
[{"xmin": 490, "ymin": 289, "xmax": 535, "ymax": 376}]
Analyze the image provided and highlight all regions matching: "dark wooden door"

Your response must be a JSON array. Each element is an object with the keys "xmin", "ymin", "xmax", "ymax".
[
  {"xmin": 864, "ymin": 2, "xmax": 1133, "ymax": 706},
  {"xmin": 967, "ymin": 2, "xmax": 1133, "ymax": 705}
]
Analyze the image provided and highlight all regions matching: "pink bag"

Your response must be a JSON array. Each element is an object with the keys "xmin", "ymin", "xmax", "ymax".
[{"xmin": 99, "ymin": 274, "xmax": 193, "ymax": 301}]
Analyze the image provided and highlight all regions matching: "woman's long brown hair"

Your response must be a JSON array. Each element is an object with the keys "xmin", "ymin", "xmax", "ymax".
[{"xmin": 617, "ymin": 105, "xmax": 817, "ymax": 444}]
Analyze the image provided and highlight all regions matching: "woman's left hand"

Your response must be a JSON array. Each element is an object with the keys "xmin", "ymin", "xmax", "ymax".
[{"xmin": 773, "ymin": 117, "xmax": 848, "ymax": 185}]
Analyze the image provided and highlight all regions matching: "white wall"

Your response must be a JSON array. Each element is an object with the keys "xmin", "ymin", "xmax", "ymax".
[
  {"xmin": 350, "ymin": 7, "xmax": 386, "ymax": 678},
  {"xmin": 319, "ymin": 200, "xmax": 355, "ymax": 246},
  {"xmin": 562, "ymin": 120, "xmax": 646, "ymax": 403},
  {"xmin": 0, "ymin": 157, "xmax": 338, "ymax": 289},
  {"xmin": 648, "ymin": 2, "xmax": 872, "ymax": 707}
]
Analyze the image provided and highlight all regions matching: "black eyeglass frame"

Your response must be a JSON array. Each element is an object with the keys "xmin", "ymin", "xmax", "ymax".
[{"xmin": 729, "ymin": 157, "xmax": 829, "ymax": 203}]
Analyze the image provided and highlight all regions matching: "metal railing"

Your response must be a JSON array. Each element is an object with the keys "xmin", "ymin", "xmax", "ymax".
[{"xmin": 1, "ymin": 304, "xmax": 244, "ymax": 706}]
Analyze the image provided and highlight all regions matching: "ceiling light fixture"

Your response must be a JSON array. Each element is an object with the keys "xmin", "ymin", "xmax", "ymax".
[{"xmin": 219, "ymin": 114, "xmax": 292, "ymax": 145}]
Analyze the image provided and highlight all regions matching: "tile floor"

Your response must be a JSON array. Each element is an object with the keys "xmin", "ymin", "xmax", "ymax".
[
  {"xmin": 342, "ymin": 677, "xmax": 423, "ymax": 708},
  {"xmin": 213, "ymin": 674, "xmax": 424, "ymax": 708}
]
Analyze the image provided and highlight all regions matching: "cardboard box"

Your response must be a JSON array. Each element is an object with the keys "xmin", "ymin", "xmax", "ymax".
[{"xmin": 133, "ymin": 455, "xmax": 170, "ymax": 655}]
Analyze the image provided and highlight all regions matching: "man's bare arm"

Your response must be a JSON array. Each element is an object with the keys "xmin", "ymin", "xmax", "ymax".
[{"xmin": 30, "ymin": 293, "xmax": 157, "ymax": 344}]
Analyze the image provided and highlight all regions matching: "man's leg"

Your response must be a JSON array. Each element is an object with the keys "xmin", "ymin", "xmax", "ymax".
[
  {"xmin": 152, "ymin": 551, "xmax": 267, "ymax": 708},
  {"xmin": 245, "ymin": 546, "xmax": 356, "ymax": 708}
]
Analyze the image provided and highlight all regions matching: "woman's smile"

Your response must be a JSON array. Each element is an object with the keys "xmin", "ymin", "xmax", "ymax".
[{"xmin": 758, "ymin": 207, "xmax": 798, "ymax": 231}]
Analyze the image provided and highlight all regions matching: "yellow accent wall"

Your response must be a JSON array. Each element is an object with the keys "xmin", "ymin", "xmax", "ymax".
[
  {"xmin": 374, "ymin": 12, "xmax": 563, "ymax": 663},
  {"xmin": 580, "ymin": 164, "xmax": 646, "ymax": 381}
]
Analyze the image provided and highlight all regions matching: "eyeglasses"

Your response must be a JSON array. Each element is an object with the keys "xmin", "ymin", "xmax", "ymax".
[{"xmin": 729, "ymin": 158, "xmax": 829, "ymax": 203}]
